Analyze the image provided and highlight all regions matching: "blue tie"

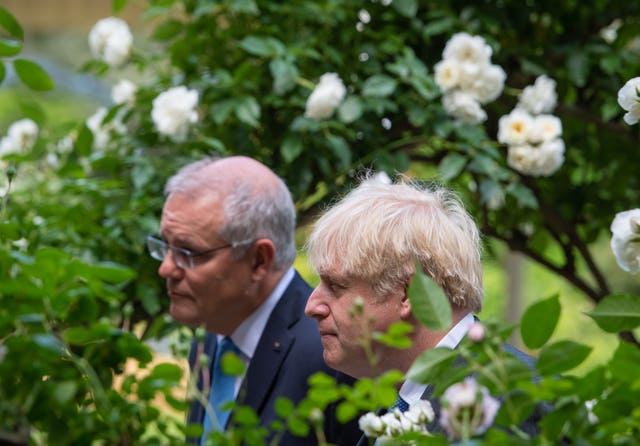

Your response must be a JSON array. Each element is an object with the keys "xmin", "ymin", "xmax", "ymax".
[
  {"xmin": 390, "ymin": 395, "xmax": 410, "ymax": 412},
  {"xmin": 201, "ymin": 337, "xmax": 239, "ymax": 443}
]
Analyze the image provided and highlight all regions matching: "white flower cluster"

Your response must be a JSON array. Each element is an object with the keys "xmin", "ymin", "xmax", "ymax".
[
  {"xmin": 617, "ymin": 77, "xmax": 640, "ymax": 125},
  {"xmin": 610, "ymin": 208, "xmax": 640, "ymax": 274},
  {"xmin": 0, "ymin": 119, "xmax": 39, "ymax": 158},
  {"xmin": 151, "ymin": 86, "xmax": 200, "ymax": 142},
  {"xmin": 111, "ymin": 79, "xmax": 138, "ymax": 105},
  {"xmin": 440, "ymin": 377, "xmax": 500, "ymax": 440},
  {"xmin": 498, "ymin": 75, "xmax": 564, "ymax": 177},
  {"xmin": 305, "ymin": 73, "xmax": 347, "ymax": 120},
  {"xmin": 88, "ymin": 17, "xmax": 133, "ymax": 68},
  {"xmin": 434, "ymin": 32, "xmax": 506, "ymax": 124},
  {"xmin": 358, "ymin": 400, "xmax": 435, "ymax": 444},
  {"xmin": 86, "ymin": 107, "xmax": 127, "ymax": 151}
]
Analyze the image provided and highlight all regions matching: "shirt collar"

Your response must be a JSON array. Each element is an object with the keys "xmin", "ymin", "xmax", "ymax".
[{"xmin": 400, "ymin": 312, "xmax": 475, "ymax": 405}]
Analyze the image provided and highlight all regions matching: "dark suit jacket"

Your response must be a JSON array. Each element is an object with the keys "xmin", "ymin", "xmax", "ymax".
[
  {"xmin": 187, "ymin": 271, "xmax": 361, "ymax": 446},
  {"xmin": 354, "ymin": 343, "xmax": 542, "ymax": 446}
]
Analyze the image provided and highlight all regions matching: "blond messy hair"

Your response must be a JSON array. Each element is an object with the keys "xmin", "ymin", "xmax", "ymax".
[{"xmin": 306, "ymin": 176, "xmax": 483, "ymax": 312}]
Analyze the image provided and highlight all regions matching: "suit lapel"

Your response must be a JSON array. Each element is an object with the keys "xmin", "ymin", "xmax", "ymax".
[{"xmin": 237, "ymin": 273, "xmax": 305, "ymax": 413}]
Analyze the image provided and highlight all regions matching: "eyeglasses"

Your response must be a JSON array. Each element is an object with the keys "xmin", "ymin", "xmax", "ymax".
[{"xmin": 146, "ymin": 235, "xmax": 232, "ymax": 269}]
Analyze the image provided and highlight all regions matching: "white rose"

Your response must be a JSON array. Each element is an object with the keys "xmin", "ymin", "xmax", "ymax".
[
  {"xmin": 442, "ymin": 32, "xmax": 492, "ymax": 67},
  {"xmin": 442, "ymin": 90, "xmax": 487, "ymax": 124},
  {"xmin": 358, "ymin": 412, "xmax": 385, "ymax": 437},
  {"xmin": 528, "ymin": 114, "xmax": 562, "ymax": 144},
  {"xmin": 151, "ymin": 86, "xmax": 199, "ymax": 142},
  {"xmin": 507, "ymin": 138, "xmax": 565, "ymax": 177},
  {"xmin": 443, "ymin": 377, "xmax": 479, "ymax": 411},
  {"xmin": 88, "ymin": 17, "xmax": 133, "ymax": 67},
  {"xmin": 462, "ymin": 63, "xmax": 506, "ymax": 104},
  {"xmin": 304, "ymin": 72, "xmax": 346, "ymax": 120},
  {"xmin": 86, "ymin": 107, "xmax": 127, "ymax": 151},
  {"xmin": 434, "ymin": 58, "xmax": 463, "ymax": 92},
  {"xmin": 617, "ymin": 76, "xmax": 640, "ymax": 125},
  {"xmin": 112, "ymin": 79, "xmax": 138, "ymax": 105},
  {"xmin": 475, "ymin": 388, "xmax": 500, "ymax": 435},
  {"xmin": 498, "ymin": 108, "xmax": 534, "ymax": 146},
  {"xmin": 518, "ymin": 75, "xmax": 558, "ymax": 115},
  {"xmin": 610, "ymin": 209, "xmax": 640, "ymax": 274},
  {"xmin": 404, "ymin": 399, "xmax": 435, "ymax": 425},
  {"xmin": 0, "ymin": 119, "xmax": 39, "ymax": 157},
  {"xmin": 86, "ymin": 107, "xmax": 111, "ymax": 150}
]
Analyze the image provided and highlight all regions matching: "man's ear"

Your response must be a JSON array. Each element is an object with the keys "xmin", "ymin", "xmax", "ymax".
[
  {"xmin": 251, "ymin": 238, "xmax": 276, "ymax": 279},
  {"xmin": 399, "ymin": 281, "xmax": 413, "ymax": 319}
]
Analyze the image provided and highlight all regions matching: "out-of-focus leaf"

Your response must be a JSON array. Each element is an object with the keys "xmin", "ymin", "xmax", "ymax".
[
  {"xmin": 0, "ymin": 6, "xmax": 23, "ymax": 39},
  {"xmin": 13, "ymin": 58, "xmax": 55, "ymax": 91}
]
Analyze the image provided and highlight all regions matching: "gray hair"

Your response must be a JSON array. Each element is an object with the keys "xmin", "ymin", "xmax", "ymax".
[
  {"xmin": 306, "ymin": 177, "xmax": 483, "ymax": 312},
  {"xmin": 164, "ymin": 157, "xmax": 297, "ymax": 271}
]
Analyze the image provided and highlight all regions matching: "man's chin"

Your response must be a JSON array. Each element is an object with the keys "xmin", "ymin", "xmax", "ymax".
[{"xmin": 169, "ymin": 305, "xmax": 201, "ymax": 328}]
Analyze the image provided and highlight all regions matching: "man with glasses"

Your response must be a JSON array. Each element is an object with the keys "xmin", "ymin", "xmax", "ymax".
[{"xmin": 148, "ymin": 156, "xmax": 359, "ymax": 445}]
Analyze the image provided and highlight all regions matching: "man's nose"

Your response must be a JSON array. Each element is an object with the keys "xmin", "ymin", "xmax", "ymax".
[
  {"xmin": 158, "ymin": 250, "xmax": 183, "ymax": 279},
  {"xmin": 305, "ymin": 287, "xmax": 329, "ymax": 319}
]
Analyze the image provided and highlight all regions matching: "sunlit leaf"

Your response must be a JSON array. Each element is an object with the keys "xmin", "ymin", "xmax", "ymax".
[
  {"xmin": 585, "ymin": 294, "xmax": 640, "ymax": 333},
  {"xmin": 521, "ymin": 294, "xmax": 561, "ymax": 349}
]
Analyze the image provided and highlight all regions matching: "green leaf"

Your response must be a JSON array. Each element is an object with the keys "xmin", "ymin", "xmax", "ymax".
[
  {"xmin": 229, "ymin": 0, "xmax": 259, "ymax": 14},
  {"xmin": 238, "ymin": 36, "xmax": 285, "ymax": 58},
  {"xmin": 275, "ymin": 397, "xmax": 294, "ymax": 418},
  {"xmin": 494, "ymin": 390, "xmax": 535, "ymax": 427},
  {"xmin": 585, "ymin": 294, "xmax": 640, "ymax": 333},
  {"xmin": 609, "ymin": 341, "xmax": 640, "ymax": 382},
  {"xmin": 521, "ymin": 294, "xmax": 561, "ymax": 349},
  {"xmin": 210, "ymin": 98, "xmax": 237, "ymax": 125},
  {"xmin": 63, "ymin": 325, "xmax": 113, "ymax": 344},
  {"xmin": 53, "ymin": 381, "xmax": 78, "ymax": 405},
  {"xmin": 373, "ymin": 321, "xmax": 414, "ymax": 349},
  {"xmin": 438, "ymin": 153, "xmax": 467, "ymax": 181},
  {"xmin": 0, "ymin": 37, "xmax": 22, "ymax": 57},
  {"xmin": 13, "ymin": 58, "xmax": 55, "ymax": 91},
  {"xmin": 87, "ymin": 261, "xmax": 137, "ymax": 283},
  {"xmin": 281, "ymin": 134, "xmax": 303, "ymax": 163},
  {"xmin": 336, "ymin": 401, "xmax": 359, "ymax": 423},
  {"xmin": 151, "ymin": 19, "xmax": 183, "ymax": 41},
  {"xmin": 150, "ymin": 362, "xmax": 183, "ymax": 381},
  {"xmin": 421, "ymin": 16, "xmax": 456, "ymax": 37},
  {"xmin": 326, "ymin": 134, "xmax": 351, "ymax": 168},
  {"xmin": 235, "ymin": 96, "xmax": 261, "ymax": 128},
  {"xmin": 270, "ymin": 58, "xmax": 298, "ymax": 95},
  {"xmin": 75, "ymin": 124, "xmax": 94, "ymax": 156},
  {"xmin": 221, "ymin": 351, "xmax": 245, "ymax": 376},
  {"xmin": 338, "ymin": 96, "xmax": 363, "ymax": 123},
  {"xmin": 506, "ymin": 182, "xmax": 538, "ymax": 209},
  {"xmin": 0, "ymin": 6, "xmax": 23, "ymax": 39},
  {"xmin": 406, "ymin": 347, "xmax": 458, "ymax": 383},
  {"xmin": 0, "ymin": 61, "xmax": 5, "ymax": 84},
  {"xmin": 537, "ymin": 340, "xmax": 592, "ymax": 375},
  {"xmin": 113, "ymin": 0, "xmax": 127, "ymax": 14},
  {"xmin": 392, "ymin": 0, "xmax": 418, "ymax": 17},
  {"xmin": 408, "ymin": 261, "xmax": 452, "ymax": 331},
  {"xmin": 362, "ymin": 74, "xmax": 398, "ymax": 98},
  {"xmin": 567, "ymin": 50, "xmax": 589, "ymax": 87},
  {"xmin": 33, "ymin": 334, "xmax": 65, "ymax": 354}
]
